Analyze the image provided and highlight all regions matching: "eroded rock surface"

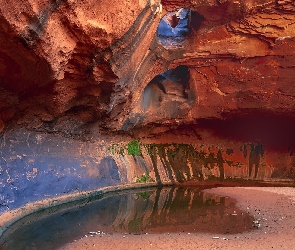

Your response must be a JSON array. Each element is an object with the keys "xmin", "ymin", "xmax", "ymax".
[
  {"xmin": 0, "ymin": 0, "xmax": 295, "ymax": 225},
  {"xmin": 0, "ymin": 0, "xmax": 162, "ymax": 134},
  {"xmin": 0, "ymin": 0, "xmax": 294, "ymax": 134}
]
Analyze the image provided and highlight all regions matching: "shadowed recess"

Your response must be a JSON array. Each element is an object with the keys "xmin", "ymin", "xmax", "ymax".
[
  {"xmin": 142, "ymin": 65, "xmax": 191, "ymax": 110},
  {"xmin": 197, "ymin": 111, "xmax": 295, "ymax": 150},
  {"xmin": 121, "ymin": 65, "xmax": 194, "ymax": 131}
]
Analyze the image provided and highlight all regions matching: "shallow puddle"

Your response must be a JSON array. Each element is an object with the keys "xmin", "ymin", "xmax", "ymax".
[{"xmin": 0, "ymin": 186, "xmax": 255, "ymax": 250}]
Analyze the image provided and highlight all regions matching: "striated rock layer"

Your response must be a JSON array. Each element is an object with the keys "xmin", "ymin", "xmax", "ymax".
[{"xmin": 0, "ymin": 0, "xmax": 294, "ymax": 133}]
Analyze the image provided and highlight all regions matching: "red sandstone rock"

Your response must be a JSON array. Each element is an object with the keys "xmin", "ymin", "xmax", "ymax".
[{"xmin": 0, "ymin": 0, "xmax": 294, "ymax": 137}]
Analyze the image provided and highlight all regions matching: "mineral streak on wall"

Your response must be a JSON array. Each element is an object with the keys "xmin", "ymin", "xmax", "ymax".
[{"xmin": 0, "ymin": 129, "xmax": 293, "ymax": 219}]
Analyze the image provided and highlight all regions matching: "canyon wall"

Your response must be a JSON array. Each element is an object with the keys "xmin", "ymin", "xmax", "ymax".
[
  {"xmin": 0, "ymin": 129, "xmax": 293, "ymax": 217},
  {"xmin": 0, "ymin": 0, "xmax": 294, "ymax": 133},
  {"xmin": 0, "ymin": 0, "xmax": 295, "ymax": 235}
]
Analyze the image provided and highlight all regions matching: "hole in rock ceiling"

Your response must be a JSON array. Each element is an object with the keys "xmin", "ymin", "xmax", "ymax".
[
  {"xmin": 157, "ymin": 9, "xmax": 204, "ymax": 49},
  {"xmin": 121, "ymin": 66, "xmax": 194, "ymax": 131},
  {"xmin": 141, "ymin": 65, "xmax": 192, "ymax": 111}
]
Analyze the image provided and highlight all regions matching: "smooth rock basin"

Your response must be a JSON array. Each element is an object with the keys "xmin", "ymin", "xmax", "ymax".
[{"xmin": 0, "ymin": 186, "xmax": 255, "ymax": 250}]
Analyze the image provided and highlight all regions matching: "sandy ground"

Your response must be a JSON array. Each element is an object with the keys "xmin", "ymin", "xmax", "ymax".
[{"xmin": 59, "ymin": 187, "xmax": 295, "ymax": 250}]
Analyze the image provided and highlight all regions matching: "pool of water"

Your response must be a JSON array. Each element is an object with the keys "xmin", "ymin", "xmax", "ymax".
[{"xmin": 0, "ymin": 186, "xmax": 255, "ymax": 250}]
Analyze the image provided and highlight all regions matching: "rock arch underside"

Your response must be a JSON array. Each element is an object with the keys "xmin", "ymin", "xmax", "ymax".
[{"xmin": 0, "ymin": 0, "xmax": 295, "ymax": 236}]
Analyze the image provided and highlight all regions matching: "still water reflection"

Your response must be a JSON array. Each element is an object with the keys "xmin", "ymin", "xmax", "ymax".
[{"xmin": 0, "ymin": 187, "xmax": 255, "ymax": 250}]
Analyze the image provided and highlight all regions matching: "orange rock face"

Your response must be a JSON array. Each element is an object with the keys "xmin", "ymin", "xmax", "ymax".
[
  {"xmin": 0, "ymin": 0, "xmax": 162, "ymax": 133},
  {"xmin": 0, "ymin": 0, "xmax": 294, "ymax": 146}
]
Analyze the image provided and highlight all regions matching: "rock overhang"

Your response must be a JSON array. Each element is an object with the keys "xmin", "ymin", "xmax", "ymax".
[
  {"xmin": 0, "ymin": 1, "xmax": 295, "ymax": 225},
  {"xmin": 0, "ymin": 0, "xmax": 294, "ymax": 136}
]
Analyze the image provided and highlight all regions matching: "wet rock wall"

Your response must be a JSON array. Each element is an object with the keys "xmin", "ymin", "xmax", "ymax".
[
  {"xmin": 1, "ymin": 128, "xmax": 295, "ymax": 215},
  {"xmin": 0, "ymin": 130, "xmax": 121, "ymax": 214}
]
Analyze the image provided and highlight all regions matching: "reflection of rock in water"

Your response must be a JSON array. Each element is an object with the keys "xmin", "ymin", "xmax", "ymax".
[
  {"xmin": 133, "ymin": 187, "xmax": 254, "ymax": 234},
  {"xmin": 0, "ymin": 187, "xmax": 255, "ymax": 250},
  {"xmin": 112, "ymin": 187, "xmax": 254, "ymax": 234}
]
